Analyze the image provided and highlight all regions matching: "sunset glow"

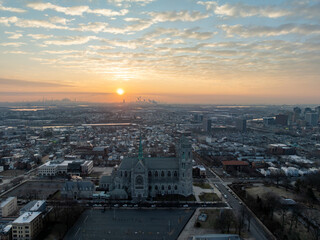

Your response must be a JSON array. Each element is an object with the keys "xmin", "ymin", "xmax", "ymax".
[
  {"xmin": 116, "ymin": 88, "xmax": 124, "ymax": 96},
  {"xmin": 0, "ymin": 0, "xmax": 319, "ymax": 104}
]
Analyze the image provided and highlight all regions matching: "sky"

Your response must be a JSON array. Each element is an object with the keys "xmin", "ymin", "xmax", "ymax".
[{"xmin": 0, "ymin": 0, "xmax": 320, "ymax": 104}]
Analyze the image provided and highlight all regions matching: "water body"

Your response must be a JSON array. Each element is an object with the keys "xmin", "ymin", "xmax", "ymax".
[
  {"xmin": 10, "ymin": 108, "xmax": 45, "ymax": 112},
  {"xmin": 82, "ymin": 123, "xmax": 136, "ymax": 127}
]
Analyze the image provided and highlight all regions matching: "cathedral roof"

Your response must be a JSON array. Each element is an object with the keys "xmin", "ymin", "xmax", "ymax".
[{"xmin": 119, "ymin": 157, "xmax": 179, "ymax": 170}]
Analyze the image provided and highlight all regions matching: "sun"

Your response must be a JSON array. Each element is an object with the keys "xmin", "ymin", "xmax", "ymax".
[{"xmin": 116, "ymin": 88, "xmax": 124, "ymax": 95}]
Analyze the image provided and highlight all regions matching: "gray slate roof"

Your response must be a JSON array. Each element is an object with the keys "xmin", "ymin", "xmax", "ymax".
[
  {"xmin": 100, "ymin": 175, "xmax": 113, "ymax": 184},
  {"xmin": 119, "ymin": 157, "xmax": 179, "ymax": 170}
]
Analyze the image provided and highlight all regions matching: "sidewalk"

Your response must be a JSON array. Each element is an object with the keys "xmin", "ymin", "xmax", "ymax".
[{"xmin": 177, "ymin": 208, "xmax": 217, "ymax": 240}]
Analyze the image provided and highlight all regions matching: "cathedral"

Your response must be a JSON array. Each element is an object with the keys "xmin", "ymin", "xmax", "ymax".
[{"xmin": 100, "ymin": 137, "xmax": 193, "ymax": 201}]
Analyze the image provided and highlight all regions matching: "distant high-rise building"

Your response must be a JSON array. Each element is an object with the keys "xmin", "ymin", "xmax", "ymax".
[
  {"xmin": 293, "ymin": 107, "xmax": 301, "ymax": 123},
  {"xmin": 305, "ymin": 112, "xmax": 319, "ymax": 126},
  {"xmin": 316, "ymin": 106, "xmax": 320, "ymax": 117},
  {"xmin": 263, "ymin": 117, "xmax": 275, "ymax": 126},
  {"xmin": 236, "ymin": 119, "xmax": 247, "ymax": 132},
  {"xmin": 193, "ymin": 114, "xmax": 204, "ymax": 123},
  {"xmin": 275, "ymin": 114, "xmax": 288, "ymax": 126},
  {"xmin": 304, "ymin": 107, "xmax": 312, "ymax": 115},
  {"xmin": 203, "ymin": 118, "xmax": 212, "ymax": 133},
  {"xmin": 293, "ymin": 107, "xmax": 302, "ymax": 114}
]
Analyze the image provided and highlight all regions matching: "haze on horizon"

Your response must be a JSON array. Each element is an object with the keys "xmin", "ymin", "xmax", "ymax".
[{"xmin": 0, "ymin": 0, "xmax": 319, "ymax": 104}]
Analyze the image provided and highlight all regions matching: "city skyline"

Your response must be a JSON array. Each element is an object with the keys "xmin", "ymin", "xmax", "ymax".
[{"xmin": 1, "ymin": 0, "xmax": 320, "ymax": 104}]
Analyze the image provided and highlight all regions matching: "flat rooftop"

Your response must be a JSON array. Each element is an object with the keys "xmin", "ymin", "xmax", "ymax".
[
  {"xmin": 13, "ymin": 212, "xmax": 41, "ymax": 224},
  {"xmin": 0, "ymin": 197, "xmax": 16, "ymax": 208},
  {"xmin": 64, "ymin": 209, "xmax": 194, "ymax": 240}
]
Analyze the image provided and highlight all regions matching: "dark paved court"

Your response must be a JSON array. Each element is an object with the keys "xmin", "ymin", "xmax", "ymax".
[{"xmin": 64, "ymin": 208, "xmax": 194, "ymax": 240}]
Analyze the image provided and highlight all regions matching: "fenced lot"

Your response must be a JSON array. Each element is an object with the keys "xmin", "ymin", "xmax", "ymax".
[{"xmin": 64, "ymin": 208, "xmax": 194, "ymax": 240}]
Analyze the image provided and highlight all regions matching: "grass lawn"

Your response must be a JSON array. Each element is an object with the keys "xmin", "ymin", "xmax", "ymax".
[
  {"xmin": 193, "ymin": 182, "xmax": 212, "ymax": 189},
  {"xmin": 246, "ymin": 185, "xmax": 303, "ymax": 202},
  {"xmin": 199, "ymin": 193, "xmax": 220, "ymax": 202},
  {"xmin": 197, "ymin": 209, "xmax": 220, "ymax": 229}
]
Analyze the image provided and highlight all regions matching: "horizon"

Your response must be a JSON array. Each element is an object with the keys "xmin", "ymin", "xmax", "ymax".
[{"xmin": 1, "ymin": 0, "xmax": 320, "ymax": 104}]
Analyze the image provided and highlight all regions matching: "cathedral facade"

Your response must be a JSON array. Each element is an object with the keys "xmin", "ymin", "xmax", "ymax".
[{"xmin": 101, "ymin": 137, "xmax": 193, "ymax": 201}]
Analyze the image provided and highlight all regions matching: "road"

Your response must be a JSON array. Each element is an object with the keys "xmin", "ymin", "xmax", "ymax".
[{"xmin": 206, "ymin": 168, "xmax": 276, "ymax": 240}]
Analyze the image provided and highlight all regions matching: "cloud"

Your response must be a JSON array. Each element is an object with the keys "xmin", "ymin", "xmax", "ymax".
[
  {"xmin": 100, "ymin": 19, "xmax": 153, "ymax": 34},
  {"xmin": 107, "ymin": 0, "xmax": 155, "ymax": 7},
  {"xmin": 0, "ymin": 3, "xmax": 25, "ymax": 13},
  {"xmin": 42, "ymin": 50, "xmax": 81, "ymax": 54},
  {"xmin": 49, "ymin": 16, "xmax": 72, "ymax": 25},
  {"xmin": 0, "ymin": 16, "xmax": 18, "ymax": 26},
  {"xmin": 0, "ymin": 78, "xmax": 70, "ymax": 87},
  {"xmin": 0, "ymin": 42, "xmax": 25, "ymax": 47},
  {"xmin": 27, "ymin": 2, "xmax": 128, "ymax": 17},
  {"xmin": 28, "ymin": 34, "xmax": 53, "ymax": 40},
  {"xmin": 198, "ymin": 1, "xmax": 290, "ymax": 18},
  {"xmin": 75, "ymin": 22, "xmax": 109, "ymax": 33},
  {"xmin": 5, "ymin": 31, "xmax": 22, "ymax": 39},
  {"xmin": 198, "ymin": 1, "xmax": 320, "ymax": 20},
  {"xmin": 88, "ymin": 8, "xmax": 128, "ymax": 17},
  {"xmin": 4, "ymin": 50, "xmax": 28, "ymax": 54},
  {"xmin": 44, "ymin": 36, "xmax": 98, "ymax": 46},
  {"xmin": 15, "ymin": 18, "xmax": 69, "ymax": 29},
  {"xmin": 146, "ymin": 27, "xmax": 214, "ymax": 40},
  {"xmin": 26, "ymin": 3, "xmax": 88, "ymax": 16},
  {"xmin": 148, "ymin": 10, "xmax": 210, "ymax": 22},
  {"xmin": 220, "ymin": 24, "xmax": 320, "ymax": 37}
]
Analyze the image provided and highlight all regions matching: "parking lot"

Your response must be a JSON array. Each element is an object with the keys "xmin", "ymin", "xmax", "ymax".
[
  {"xmin": 2, "ymin": 180, "xmax": 63, "ymax": 200},
  {"xmin": 64, "ymin": 209, "xmax": 194, "ymax": 240}
]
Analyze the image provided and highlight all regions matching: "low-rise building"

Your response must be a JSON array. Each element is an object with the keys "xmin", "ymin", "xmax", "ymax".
[
  {"xmin": 0, "ymin": 224, "xmax": 12, "ymax": 240},
  {"xmin": 222, "ymin": 160, "xmax": 249, "ymax": 172},
  {"xmin": 268, "ymin": 144, "xmax": 296, "ymax": 155},
  {"xmin": 12, "ymin": 212, "xmax": 43, "ymax": 240},
  {"xmin": 192, "ymin": 165, "xmax": 206, "ymax": 178},
  {"xmin": 61, "ymin": 181, "xmax": 95, "ymax": 199},
  {"xmin": 0, "ymin": 197, "xmax": 18, "ymax": 217},
  {"xmin": 38, "ymin": 159, "xmax": 93, "ymax": 177},
  {"xmin": 20, "ymin": 201, "xmax": 46, "ymax": 215}
]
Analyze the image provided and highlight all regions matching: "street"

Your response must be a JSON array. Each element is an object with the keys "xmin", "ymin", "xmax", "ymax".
[{"xmin": 206, "ymin": 167, "xmax": 276, "ymax": 240}]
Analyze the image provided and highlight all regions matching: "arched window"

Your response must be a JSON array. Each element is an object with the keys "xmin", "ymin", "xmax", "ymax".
[
  {"xmin": 148, "ymin": 171, "xmax": 152, "ymax": 177},
  {"xmin": 161, "ymin": 171, "xmax": 164, "ymax": 177},
  {"xmin": 174, "ymin": 185, "xmax": 178, "ymax": 190},
  {"xmin": 161, "ymin": 185, "xmax": 164, "ymax": 190},
  {"xmin": 155, "ymin": 171, "xmax": 158, "ymax": 177},
  {"xmin": 174, "ymin": 171, "xmax": 178, "ymax": 177},
  {"xmin": 135, "ymin": 175, "xmax": 143, "ymax": 185},
  {"xmin": 155, "ymin": 185, "xmax": 158, "ymax": 190},
  {"xmin": 168, "ymin": 185, "xmax": 171, "ymax": 190},
  {"xmin": 120, "ymin": 171, "xmax": 123, "ymax": 177},
  {"xmin": 168, "ymin": 171, "xmax": 171, "ymax": 177},
  {"xmin": 125, "ymin": 171, "xmax": 127, "ymax": 177}
]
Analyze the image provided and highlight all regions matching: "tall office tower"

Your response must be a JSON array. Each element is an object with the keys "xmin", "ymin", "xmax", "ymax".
[
  {"xmin": 236, "ymin": 118, "xmax": 247, "ymax": 132},
  {"xmin": 293, "ymin": 107, "xmax": 302, "ymax": 123},
  {"xmin": 304, "ymin": 107, "xmax": 312, "ymax": 116},
  {"xmin": 203, "ymin": 118, "xmax": 212, "ymax": 133},
  {"xmin": 305, "ymin": 112, "xmax": 319, "ymax": 127},
  {"xmin": 316, "ymin": 106, "xmax": 320, "ymax": 119},
  {"xmin": 275, "ymin": 114, "xmax": 288, "ymax": 126}
]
